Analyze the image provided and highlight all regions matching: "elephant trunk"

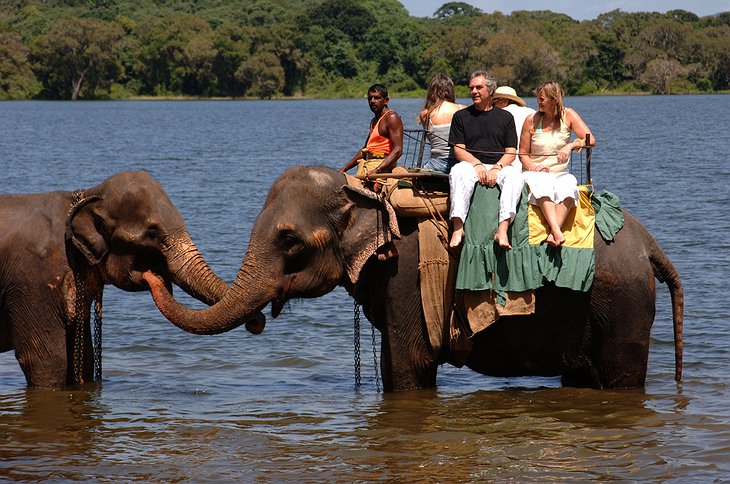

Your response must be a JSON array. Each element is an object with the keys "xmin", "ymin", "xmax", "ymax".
[
  {"xmin": 164, "ymin": 231, "xmax": 230, "ymax": 305},
  {"xmin": 143, "ymin": 247, "xmax": 274, "ymax": 335}
]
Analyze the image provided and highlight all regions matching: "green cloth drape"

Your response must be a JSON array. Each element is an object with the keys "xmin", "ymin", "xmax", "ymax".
[{"xmin": 456, "ymin": 184, "xmax": 624, "ymax": 301}]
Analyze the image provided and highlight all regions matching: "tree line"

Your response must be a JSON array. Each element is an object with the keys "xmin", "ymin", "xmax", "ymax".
[{"xmin": 0, "ymin": 0, "xmax": 728, "ymax": 100}]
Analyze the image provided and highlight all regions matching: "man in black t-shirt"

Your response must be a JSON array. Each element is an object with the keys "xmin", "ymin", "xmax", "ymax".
[{"xmin": 448, "ymin": 71, "xmax": 522, "ymax": 249}]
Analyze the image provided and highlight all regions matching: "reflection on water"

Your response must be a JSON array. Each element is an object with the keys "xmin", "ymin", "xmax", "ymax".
[
  {"xmin": 0, "ymin": 96, "xmax": 729, "ymax": 481},
  {"xmin": 1, "ymin": 388, "xmax": 105, "ymax": 481},
  {"xmin": 357, "ymin": 389, "xmax": 662, "ymax": 481},
  {"xmin": 3, "ymin": 383, "xmax": 722, "ymax": 481}
]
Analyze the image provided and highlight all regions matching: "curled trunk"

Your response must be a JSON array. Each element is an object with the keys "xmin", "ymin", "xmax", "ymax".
[
  {"xmin": 142, "ymin": 247, "xmax": 274, "ymax": 335},
  {"xmin": 164, "ymin": 231, "xmax": 230, "ymax": 305}
]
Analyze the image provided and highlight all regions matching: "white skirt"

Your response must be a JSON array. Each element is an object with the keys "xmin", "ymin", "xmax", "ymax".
[{"xmin": 524, "ymin": 171, "xmax": 578, "ymax": 205}]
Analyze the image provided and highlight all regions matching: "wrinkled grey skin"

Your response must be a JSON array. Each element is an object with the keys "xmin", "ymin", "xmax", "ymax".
[
  {"xmin": 0, "ymin": 171, "xmax": 248, "ymax": 389},
  {"xmin": 145, "ymin": 166, "xmax": 683, "ymax": 392}
]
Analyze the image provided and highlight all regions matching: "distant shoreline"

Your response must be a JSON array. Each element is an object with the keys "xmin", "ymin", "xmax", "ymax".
[
  {"xmin": 2, "ymin": 91, "xmax": 726, "ymax": 102},
  {"xmin": 123, "ymin": 90, "xmax": 728, "ymax": 101}
]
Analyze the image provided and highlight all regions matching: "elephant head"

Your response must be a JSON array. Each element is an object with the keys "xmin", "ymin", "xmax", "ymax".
[
  {"xmin": 66, "ymin": 170, "xmax": 261, "ymax": 334},
  {"xmin": 142, "ymin": 165, "xmax": 399, "ymax": 334}
]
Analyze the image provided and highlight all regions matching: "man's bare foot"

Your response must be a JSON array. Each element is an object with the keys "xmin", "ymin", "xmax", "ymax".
[
  {"xmin": 493, "ymin": 231, "xmax": 512, "ymax": 250},
  {"xmin": 449, "ymin": 228, "xmax": 464, "ymax": 248}
]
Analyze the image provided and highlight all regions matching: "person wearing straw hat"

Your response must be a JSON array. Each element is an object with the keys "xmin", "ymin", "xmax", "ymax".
[{"xmin": 493, "ymin": 86, "xmax": 535, "ymax": 158}]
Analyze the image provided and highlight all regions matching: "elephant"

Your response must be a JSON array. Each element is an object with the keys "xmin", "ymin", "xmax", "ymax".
[
  {"xmin": 0, "ymin": 170, "xmax": 262, "ymax": 389},
  {"xmin": 142, "ymin": 165, "xmax": 684, "ymax": 392}
]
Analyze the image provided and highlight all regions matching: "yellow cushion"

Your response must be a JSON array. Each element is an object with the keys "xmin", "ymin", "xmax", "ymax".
[{"xmin": 528, "ymin": 185, "xmax": 594, "ymax": 249}]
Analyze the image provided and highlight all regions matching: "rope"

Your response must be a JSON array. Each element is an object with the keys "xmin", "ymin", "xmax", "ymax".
[{"xmin": 412, "ymin": 179, "xmax": 450, "ymax": 244}]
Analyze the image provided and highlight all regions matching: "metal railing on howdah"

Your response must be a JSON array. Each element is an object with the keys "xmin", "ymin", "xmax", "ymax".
[
  {"xmin": 401, "ymin": 128, "xmax": 427, "ymax": 170},
  {"xmin": 399, "ymin": 128, "xmax": 593, "ymax": 185}
]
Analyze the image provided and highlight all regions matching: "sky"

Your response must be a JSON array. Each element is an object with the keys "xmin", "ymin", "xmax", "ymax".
[{"xmin": 399, "ymin": 0, "xmax": 729, "ymax": 20}]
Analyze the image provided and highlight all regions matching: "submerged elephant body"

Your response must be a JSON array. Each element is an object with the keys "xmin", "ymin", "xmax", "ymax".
[
  {"xmin": 0, "ymin": 171, "xmax": 252, "ymax": 389},
  {"xmin": 146, "ymin": 166, "xmax": 683, "ymax": 392}
]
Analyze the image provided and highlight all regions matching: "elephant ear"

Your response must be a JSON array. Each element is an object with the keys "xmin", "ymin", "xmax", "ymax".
[
  {"xmin": 65, "ymin": 193, "xmax": 108, "ymax": 265},
  {"xmin": 338, "ymin": 185, "xmax": 401, "ymax": 285}
]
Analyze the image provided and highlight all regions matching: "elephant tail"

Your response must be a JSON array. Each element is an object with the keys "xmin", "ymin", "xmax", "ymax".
[{"xmin": 649, "ymin": 239, "xmax": 684, "ymax": 383}]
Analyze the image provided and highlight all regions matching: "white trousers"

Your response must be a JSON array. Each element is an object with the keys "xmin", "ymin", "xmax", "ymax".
[{"xmin": 449, "ymin": 161, "xmax": 523, "ymax": 223}]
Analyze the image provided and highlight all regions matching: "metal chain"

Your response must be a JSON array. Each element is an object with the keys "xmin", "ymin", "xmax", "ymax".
[
  {"xmin": 371, "ymin": 324, "xmax": 380, "ymax": 393},
  {"xmin": 70, "ymin": 189, "xmax": 86, "ymax": 385},
  {"xmin": 93, "ymin": 292, "xmax": 103, "ymax": 381},
  {"xmin": 354, "ymin": 301, "xmax": 361, "ymax": 388},
  {"xmin": 73, "ymin": 296, "xmax": 85, "ymax": 385},
  {"xmin": 72, "ymin": 266, "xmax": 91, "ymax": 385},
  {"xmin": 69, "ymin": 189, "xmax": 104, "ymax": 385}
]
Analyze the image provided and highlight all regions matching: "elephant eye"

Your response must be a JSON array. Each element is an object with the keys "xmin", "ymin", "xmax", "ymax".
[
  {"xmin": 279, "ymin": 231, "xmax": 305, "ymax": 255},
  {"xmin": 146, "ymin": 226, "xmax": 162, "ymax": 242}
]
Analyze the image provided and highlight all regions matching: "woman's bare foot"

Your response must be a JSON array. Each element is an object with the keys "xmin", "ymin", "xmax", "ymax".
[
  {"xmin": 546, "ymin": 230, "xmax": 565, "ymax": 247},
  {"xmin": 449, "ymin": 228, "xmax": 464, "ymax": 248},
  {"xmin": 493, "ymin": 230, "xmax": 512, "ymax": 250}
]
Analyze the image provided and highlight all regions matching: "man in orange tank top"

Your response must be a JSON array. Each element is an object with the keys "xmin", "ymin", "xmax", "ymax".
[{"xmin": 340, "ymin": 84, "xmax": 403, "ymax": 191}]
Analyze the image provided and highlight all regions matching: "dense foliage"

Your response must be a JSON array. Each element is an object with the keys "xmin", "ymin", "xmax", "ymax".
[{"xmin": 0, "ymin": 0, "xmax": 728, "ymax": 99}]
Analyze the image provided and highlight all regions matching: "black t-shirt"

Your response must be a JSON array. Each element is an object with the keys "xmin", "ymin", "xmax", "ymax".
[{"xmin": 448, "ymin": 105, "xmax": 518, "ymax": 164}]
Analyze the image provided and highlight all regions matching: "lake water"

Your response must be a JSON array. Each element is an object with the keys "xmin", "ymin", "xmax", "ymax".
[{"xmin": 1, "ymin": 95, "xmax": 728, "ymax": 481}]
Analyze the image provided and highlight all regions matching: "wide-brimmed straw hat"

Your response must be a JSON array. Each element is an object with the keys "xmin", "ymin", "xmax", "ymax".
[{"xmin": 493, "ymin": 86, "xmax": 526, "ymax": 107}]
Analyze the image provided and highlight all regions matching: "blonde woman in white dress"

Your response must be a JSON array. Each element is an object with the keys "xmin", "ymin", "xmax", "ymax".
[{"xmin": 519, "ymin": 81, "xmax": 595, "ymax": 247}]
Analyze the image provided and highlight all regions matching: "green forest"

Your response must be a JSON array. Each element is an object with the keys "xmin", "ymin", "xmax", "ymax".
[{"xmin": 1, "ymin": 0, "xmax": 728, "ymax": 100}]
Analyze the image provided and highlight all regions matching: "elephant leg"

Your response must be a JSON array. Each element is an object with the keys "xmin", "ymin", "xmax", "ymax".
[
  {"xmin": 591, "ymin": 316, "xmax": 653, "ymax": 389},
  {"xmin": 10, "ymin": 284, "xmax": 94, "ymax": 388},
  {"xmin": 361, "ymin": 220, "xmax": 437, "ymax": 391},
  {"xmin": 13, "ymin": 317, "xmax": 69, "ymax": 389},
  {"xmin": 586, "ymin": 279, "xmax": 656, "ymax": 389}
]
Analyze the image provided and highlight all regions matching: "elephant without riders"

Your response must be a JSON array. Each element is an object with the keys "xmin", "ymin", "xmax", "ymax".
[
  {"xmin": 144, "ymin": 165, "xmax": 684, "ymax": 392},
  {"xmin": 0, "ymin": 170, "xmax": 260, "ymax": 389}
]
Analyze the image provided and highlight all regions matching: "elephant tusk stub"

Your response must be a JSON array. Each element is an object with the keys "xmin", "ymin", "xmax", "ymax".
[{"xmin": 271, "ymin": 275, "xmax": 295, "ymax": 319}]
